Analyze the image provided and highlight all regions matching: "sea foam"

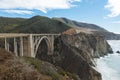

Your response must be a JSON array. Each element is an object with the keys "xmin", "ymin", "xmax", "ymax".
[{"xmin": 96, "ymin": 40, "xmax": 120, "ymax": 80}]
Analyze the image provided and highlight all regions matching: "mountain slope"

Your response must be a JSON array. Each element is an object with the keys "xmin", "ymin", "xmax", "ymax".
[
  {"xmin": 53, "ymin": 17, "xmax": 107, "ymax": 32},
  {"xmin": 53, "ymin": 17, "xmax": 120, "ymax": 40},
  {"xmin": 0, "ymin": 17, "xmax": 26, "ymax": 32},
  {"xmin": 10, "ymin": 16, "xmax": 71, "ymax": 33}
]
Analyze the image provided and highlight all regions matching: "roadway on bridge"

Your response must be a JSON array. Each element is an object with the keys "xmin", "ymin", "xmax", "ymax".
[{"xmin": 0, "ymin": 33, "xmax": 60, "ymax": 38}]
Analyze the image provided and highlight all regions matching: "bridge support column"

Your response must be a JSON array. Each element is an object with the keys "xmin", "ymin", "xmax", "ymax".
[
  {"xmin": 28, "ymin": 34, "xmax": 34, "ymax": 57},
  {"xmin": 4, "ymin": 38, "xmax": 9, "ymax": 52},
  {"xmin": 14, "ymin": 38, "xmax": 18, "ymax": 56},
  {"xmin": 50, "ymin": 35, "xmax": 54, "ymax": 54},
  {"xmin": 20, "ymin": 37, "xmax": 23, "ymax": 56},
  {"xmin": 5, "ymin": 38, "xmax": 7, "ymax": 50},
  {"xmin": 48, "ymin": 35, "xmax": 54, "ymax": 55}
]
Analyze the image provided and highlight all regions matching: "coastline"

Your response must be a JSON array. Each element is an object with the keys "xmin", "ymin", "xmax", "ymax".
[{"xmin": 95, "ymin": 40, "xmax": 120, "ymax": 80}]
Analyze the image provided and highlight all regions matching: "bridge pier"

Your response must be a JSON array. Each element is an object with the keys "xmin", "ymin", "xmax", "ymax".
[
  {"xmin": 20, "ymin": 37, "xmax": 23, "ymax": 56},
  {"xmin": 14, "ymin": 37, "xmax": 18, "ymax": 56},
  {"xmin": 4, "ymin": 38, "xmax": 10, "ymax": 52},
  {"xmin": 28, "ymin": 34, "xmax": 34, "ymax": 57},
  {"xmin": 49, "ymin": 35, "xmax": 54, "ymax": 55}
]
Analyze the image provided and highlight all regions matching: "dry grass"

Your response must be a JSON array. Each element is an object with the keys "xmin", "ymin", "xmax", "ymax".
[
  {"xmin": 0, "ymin": 48, "xmax": 52, "ymax": 80},
  {"xmin": 0, "ymin": 48, "xmax": 78, "ymax": 80}
]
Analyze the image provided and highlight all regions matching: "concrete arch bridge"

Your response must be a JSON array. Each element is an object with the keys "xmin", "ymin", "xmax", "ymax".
[{"xmin": 0, "ymin": 33, "xmax": 60, "ymax": 57}]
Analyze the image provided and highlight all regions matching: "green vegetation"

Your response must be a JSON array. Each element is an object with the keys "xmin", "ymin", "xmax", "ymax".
[
  {"xmin": 10, "ymin": 16, "xmax": 71, "ymax": 33},
  {"xmin": 53, "ymin": 17, "xmax": 107, "ymax": 32},
  {"xmin": 46, "ymin": 70, "xmax": 61, "ymax": 80},
  {"xmin": 0, "ymin": 17, "xmax": 26, "ymax": 33},
  {"xmin": 23, "ymin": 57, "xmax": 79, "ymax": 80},
  {"xmin": 23, "ymin": 57, "xmax": 42, "ymax": 72},
  {"xmin": 0, "ymin": 16, "xmax": 71, "ymax": 33},
  {"xmin": 24, "ymin": 57, "xmax": 62, "ymax": 80}
]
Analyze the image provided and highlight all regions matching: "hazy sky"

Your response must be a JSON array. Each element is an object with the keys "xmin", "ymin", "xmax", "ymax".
[{"xmin": 0, "ymin": 0, "xmax": 120, "ymax": 33}]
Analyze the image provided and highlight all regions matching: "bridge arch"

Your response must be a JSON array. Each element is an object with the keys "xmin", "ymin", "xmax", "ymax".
[{"xmin": 34, "ymin": 36, "xmax": 51, "ymax": 58}]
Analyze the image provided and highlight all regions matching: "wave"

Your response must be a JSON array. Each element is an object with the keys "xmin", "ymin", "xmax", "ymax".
[{"xmin": 95, "ymin": 40, "xmax": 120, "ymax": 80}]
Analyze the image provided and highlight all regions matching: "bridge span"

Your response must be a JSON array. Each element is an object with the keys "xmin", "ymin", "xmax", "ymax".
[{"xmin": 0, "ymin": 33, "xmax": 60, "ymax": 57}]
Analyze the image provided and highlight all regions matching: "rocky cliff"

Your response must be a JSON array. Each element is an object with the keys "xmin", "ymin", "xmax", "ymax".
[
  {"xmin": 49, "ymin": 32, "xmax": 113, "ymax": 80},
  {"xmin": 0, "ymin": 31, "xmax": 113, "ymax": 80}
]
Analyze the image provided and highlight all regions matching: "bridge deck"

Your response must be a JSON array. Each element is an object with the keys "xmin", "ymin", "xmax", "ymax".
[{"xmin": 0, "ymin": 33, "xmax": 60, "ymax": 38}]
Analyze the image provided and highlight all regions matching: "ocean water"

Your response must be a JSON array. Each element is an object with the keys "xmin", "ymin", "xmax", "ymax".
[{"xmin": 96, "ymin": 40, "xmax": 120, "ymax": 80}]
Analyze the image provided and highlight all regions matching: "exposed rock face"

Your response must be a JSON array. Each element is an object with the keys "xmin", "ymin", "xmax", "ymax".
[{"xmin": 52, "ymin": 32, "xmax": 112, "ymax": 80}]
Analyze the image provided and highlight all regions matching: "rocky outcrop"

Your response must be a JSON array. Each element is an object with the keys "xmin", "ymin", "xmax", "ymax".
[
  {"xmin": 51, "ymin": 32, "xmax": 112, "ymax": 80},
  {"xmin": 116, "ymin": 51, "xmax": 120, "ymax": 54}
]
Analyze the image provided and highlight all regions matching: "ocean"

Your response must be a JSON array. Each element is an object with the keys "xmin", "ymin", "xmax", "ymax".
[{"xmin": 96, "ymin": 40, "xmax": 120, "ymax": 80}]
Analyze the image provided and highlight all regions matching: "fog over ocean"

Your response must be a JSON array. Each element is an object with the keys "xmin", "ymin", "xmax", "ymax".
[{"xmin": 96, "ymin": 40, "xmax": 120, "ymax": 80}]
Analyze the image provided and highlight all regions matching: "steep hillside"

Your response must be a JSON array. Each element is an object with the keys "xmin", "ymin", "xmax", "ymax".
[
  {"xmin": 0, "ymin": 48, "xmax": 77, "ymax": 80},
  {"xmin": 10, "ymin": 16, "xmax": 71, "ymax": 33},
  {"xmin": 53, "ymin": 17, "xmax": 107, "ymax": 32},
  {"xmin": 0, "ymin": 17, "xmax": 26, "ymax": 32},
  {"xmin": 0, "ymin": 48, "xmax": 42, "ymax": 80},
  {"xmin": 53, "ymin": 17, "xmax": 120, "ymax": 40},
  {"xmin": 49, "ymin": 32, "xmax": 112, "ymax": 80}
]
